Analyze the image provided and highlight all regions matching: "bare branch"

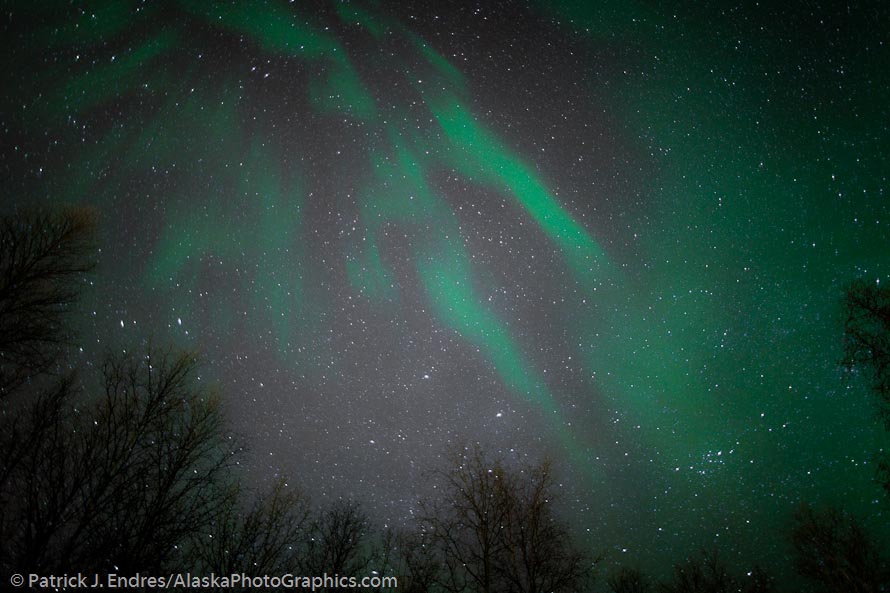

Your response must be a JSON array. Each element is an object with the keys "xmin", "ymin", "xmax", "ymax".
[{"xmin": 0, "ymin": 207, "xmax": 96, "ymax": 399}]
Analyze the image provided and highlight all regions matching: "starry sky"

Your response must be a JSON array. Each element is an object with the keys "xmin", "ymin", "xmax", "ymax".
[{"xmin": 3, "ymin": 0, "xmax": 889, "ymax": 580}]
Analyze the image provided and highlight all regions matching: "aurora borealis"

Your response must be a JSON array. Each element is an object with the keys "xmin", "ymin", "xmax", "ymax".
[{"xmin": 3, "ymin": 0, "xmax": 889, "ymax": 582}]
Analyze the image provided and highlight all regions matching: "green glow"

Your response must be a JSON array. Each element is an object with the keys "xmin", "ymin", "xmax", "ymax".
[
  {"xmin": 418, "ymin": 235, "xmax": 591, "ymax": 470},
  {"xmin": 130, "ymin": 82, "xmax": 242, "ymax": 173},
  {"xmin": 358, "ymin": 131, "xmax": 554, "ymax": 406},
  {"xmin": 540, "ymin": 0, "xmax": 890, "ymax": 456},
  {"xmin": 11, "ymin": 0, "xmax": 600, "ymax": 464},
  {"xmin": 535, "ymin": 0, "xmax": 653, "ymax": 40},
  {"xmin": 352, "ymin": 129, "xmax": 591, "ymax": 467},
  {"xmin": 182, "ymin": 1, "xmax": 337, "ymax": 57},
  {"xmin": 43, "ymin": 0, "xmax": 142, "ymax": 46},
  {"xmin": 35, "ymin": 29, "xmax": 178, "ymax": 123},
  {"xmin": 352, "ymin": 128, "xmax": 450, "ymax": 253},
  {"xmin": 533, "ymin": 0, "xmax": 890, "ymax": 572},
  {"xmin": 419, "ymin": 240, "xmax": 549, "ymax": 406},
  {"xmin": 408, "ymin": 33, "xmax": 467, "ymax": 94},
  {"xmin": 335, "ymin": 2, "xmax": 389, "ymax": 39},
  {"xmin": 242, "ymin": 141, "xmax": 305, "ymax": 347},
  {"xmin": 135, "ymin": 83, "xmax": 309, "ymax": 350},
  {"xmin": 427, "ymin": 95, "xmax": 608, "ymax": 281},
  {"xmin": 346, "ymin": 238, "xmax": 398, "ymax": 303},
  {"xmin": 308, "ymin": 59, "xmax": 377, "ymax": 119},
  {"xmin": 184, "ymin": 0, "xmax": 376, "ymax": 119}
]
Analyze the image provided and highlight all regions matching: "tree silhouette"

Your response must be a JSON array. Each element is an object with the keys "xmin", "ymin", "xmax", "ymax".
[
  {"xmin": 657, "ymin": 549, "xmax": 775, "ymax": 593},
  {"xmin": 0, "ymin": 373, "xmax": 77, "ymax": 571},
  {"xmin": 0, "ymin": 208, "xmax": 95, "ymax": 571},
  {"xmin": 422, "ymin": 445, "xmax": 510, "ymax": 593},
  {"xmin": 607, "ymin": 567, "xmax": 651, "ymax": 593},
  {"xmin": 0, "ymin": 347, "xmax": 239, "ymax": 574},
  {"xmin": 843, "ymin": 279, "xmax": 890, "ymax": 494},
  {"xmin": 844, "ymin": 280, "xmax": 890, "ymax": 414},
  {"xmin": 0, "ymin": 207, "xmax": 95, "ymax": 400},
  {"xmin": 0, "ymin": 209, "xmax": 244, "ymax": 575},
  {"xmin": 422, "ymin": 444, "xmax": 595, "ymax": 593},
  {"xmin": 606, "ymin": 550, "xmax": 779, "ymax": 593},
  {"xmin": 790, "ymin": 503, "xmax": 887, "ymax": 593},
  {"xmin": 377, "ymin": 527, "xmax": 441, "ymax": 593},
  {"xmin": 302, "ymin": 499, "xmax": 373, "ymax": 589},
  {"xmin": 775, "ymin": 281, "xmax": 890, "ymax": 592},
  {"xmin": 658, "ymin": 549, "xmax": 731, "ymax": 593},
  {"xmin": 497, "ymin": 458, "xmax": 593, "ymax": 593},
  {"xmin": 193, "ymin": 478, "xmax": 311, "ymax": 576}
]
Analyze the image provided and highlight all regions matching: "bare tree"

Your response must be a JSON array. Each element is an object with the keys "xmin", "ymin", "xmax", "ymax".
[
  {"xmin": 844, "ymin": 280, "xmax": 890, "ymax": 414},
  {"xmin": 844, "ymin": 280, "xmax": 890, "ymax": 495},
  {"xmin": 497, "ymin": 458, "xmax": 594, "ymax": 593},
  {"xmin": 422, "ymin": 445, "xmax": 512, "ymax": 593},
  {"xmin": 302, "ymin": 499, "xmax": 373, "ymax": 589},
  {"xmin": 0, "ymin": 208, "xmax": 96, "ymax": 536},
  {"xmin": 608, "ymin": 567, "xmax": 651, "ymax": 593},
  {"xmin": 80, "ymin": 348, "xmax": 237, "ymax": 573},
  {"xmin": 422, "ymin": 444, "xmax": 595, "ymax": 593},
  {"xmin": 0, "ymin": 207, "xmax": 95, "ymax": 399},
  {"xmin": 0, "ymin": 374, "xmax": 79, "ymax": 571},
  {"xmin": 656, "ymin": 549, "xmax": 775, "ymax": 593},
  {"xmin": 0, "ymin": 208, "xmax": 250, "ymax": 574},
  {"xmin": 193, "ymin": 478, "xmax": 311, "ymax": 576},
  {"xmin": 0, "ymin": 207, "xmax": 95, "ymax": 571},
  {"xmin": 0, "ymin": 347, "xmax": 240, "ymax": 575},
  {"xmin": 658, "ymin": 549, "xmax": 731, "ymax": 593},
  {"xmin": 790, "ymin": 503, "xmax": 887, "ymax": 593},
  {"xmin": 375, "ymin": 527, "xmax": 441, "ymax": 593}
]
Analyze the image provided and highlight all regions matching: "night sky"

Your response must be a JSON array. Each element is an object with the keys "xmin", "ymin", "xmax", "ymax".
[{"xmin": 3, "ymin": 0, "xmax": 889, "ymax": 580}]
